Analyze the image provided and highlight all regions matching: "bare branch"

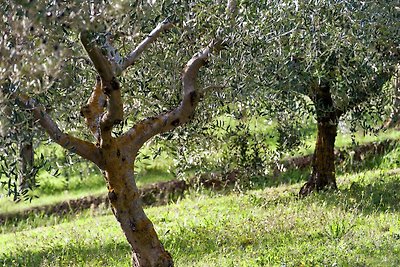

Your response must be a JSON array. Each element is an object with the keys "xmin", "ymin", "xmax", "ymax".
[
  {"xmin": 122, "ymin": 39, "xmax": 222, "ymax": 149},
  {"xmin": 80, "ymin": 77, "xmax": 106, "ymax": 142},
  {"xmin": 81, "ymin": 31, "xmax": 125, "ymax": 144},
  {"xmin": 80, "ymin": 19, "xmax": 173, "ymax": 147},
  {"xmin": 120, "ymin": 20, "xmax": 173, "ymax": 74},
  {"xmin": 16, "ymin": 94, "xmax": 104, "ymax": 168},
  {"xmin": 202, "ymin": 85, "xmax": 226, "ymax": 92},
  {"xmin": 81, "ymin": 20, "xmax": 172, "ymax": 79},
  {"xmin": 100, "ymin": 77, "xmax": 124, "ymax": 133},
  {"xmin": 80, "ymin": 31, "xmax": 114, "ymax": 82},
  {"xmin": 80, "ymin": 76, "xmax": 124, "ymax": 145}
]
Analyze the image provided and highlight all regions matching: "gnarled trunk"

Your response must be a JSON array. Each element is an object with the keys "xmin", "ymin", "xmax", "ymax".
[
  {"xmin": 104, "ymin": 155, "xmax": 172, "ymax": 266},
  {"xmin": 299, "ymin": 120, "xmax": 338, "ymax": 196},
  {"xmin": 300, "ymin": 83, "xmax": 339, "ymax": 196}
]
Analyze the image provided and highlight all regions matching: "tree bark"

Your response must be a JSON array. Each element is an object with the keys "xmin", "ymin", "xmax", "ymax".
[
  {"xmin": 19, "ymin": 141, "xmax": 34, "ymax": 191},
  {"xmin": 79, "ymin": 21, "xmax": 222, "ymax": 266},
  {"xmin": 15, "ymin": 18, "xmax": 222, "ymax": 266},
  {"xmin": 103, "ymin": 142, "xmax": 173, "ymax": 266},
  {"xmin": 300, "ymin": 83, "xmax": 339, "ymax": 196}
]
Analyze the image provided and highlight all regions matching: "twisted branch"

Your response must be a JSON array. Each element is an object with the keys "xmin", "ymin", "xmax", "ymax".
[{"xmin": 80, "ymin": 20, "xmax": 173, "ymax": 145}]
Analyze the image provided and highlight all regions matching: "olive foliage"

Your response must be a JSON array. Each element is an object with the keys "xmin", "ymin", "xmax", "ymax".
[
  {"xmin": 167, "ymin": 0, "xmax": 399, "ymax": 181},
  {"xmin": 1, "ymin": 0, "xmax": 399, "ymax": 198},
  {"xmin": 0, "ymin": 0, "xmax": 233, "ymax": 199}
]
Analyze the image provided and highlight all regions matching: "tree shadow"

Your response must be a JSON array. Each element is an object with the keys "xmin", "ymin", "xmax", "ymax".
[
  {"xmin": 336, "ymin": 140, "xmax": 399, "ymax": 176},
  {"xmin": 0, "ymin": 240, "xmax": 131, "ymax": 266},
  {"xmin": 248, "ymin": 139, "xmax": 399, "ymax": 191},
  {"xmin": 314, "ymin": 174, "xmax": 400, "ymax": 214}
]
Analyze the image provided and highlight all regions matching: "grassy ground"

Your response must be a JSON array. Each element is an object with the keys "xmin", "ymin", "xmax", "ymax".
[
  {"xmin": 1, "ymin": 138, "xmax": 400, "ymax": 266},
  {"xmin": 1, "ymin": 168, "xmax": 400, "ymax": 266},
  {"xmin": 0, "ymin": 142, "xmax": 174, "ymax": 214},
  {"xmin": 1, "ymin": 122, "xmax": 399, "ymax": 266}
]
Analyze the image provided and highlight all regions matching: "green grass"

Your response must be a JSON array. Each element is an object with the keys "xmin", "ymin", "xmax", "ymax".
[
  {"xmin": 1, "ymin": 168, "xmax": 400, "ymax": 266},
  {"xmin": 0, "ymin": 187, "xmax": 107, "ymax": 215},
  {"xmin": 2, "ymin": 138, "xmax": 400, "ymax": 266}
]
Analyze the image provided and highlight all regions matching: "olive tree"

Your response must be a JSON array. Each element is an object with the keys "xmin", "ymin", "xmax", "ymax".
[
  {"xmin": 1, "ymin": 81, "xmax": 38, "ymax": 199},
  {"xmin": 1, "ymin": 1, "xmax": 232, "ymax": 266},
  {"xmin": 238, "ymin": 0, "xmax": 399, "ymax": 195}
]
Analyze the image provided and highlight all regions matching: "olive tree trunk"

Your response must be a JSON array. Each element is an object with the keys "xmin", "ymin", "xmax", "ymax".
[
  {"xmin": 104, "ymin": 154, "xmax": 173, "ymax": 266},
  {"xmin": 298, "ymin": 69, "xmax": 394, "ymax": 196},
  {"xmin": 299, "ymin": 83, "xmax": 339, "ymax": 196}
]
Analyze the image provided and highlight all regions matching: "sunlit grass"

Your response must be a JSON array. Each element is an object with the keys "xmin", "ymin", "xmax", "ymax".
[
  {"xmin": 0, "ymin": 187, "xmax": 107, "ymax": 215},
  {"xmin": 0, "ymin": 167, "xmax": 173, "ymax": 215}
]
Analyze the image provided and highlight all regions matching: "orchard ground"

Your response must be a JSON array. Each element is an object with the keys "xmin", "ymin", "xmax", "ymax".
[{"xmin": 1, "ymin": 128, "xmax": 400, "ymax": 266}]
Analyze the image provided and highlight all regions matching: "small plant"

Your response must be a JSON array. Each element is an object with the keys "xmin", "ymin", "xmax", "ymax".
[
  {"xmin": 324, "ymin": 218, "xmax": 354, "ymax": 240},
  {"xmin": 222, "ymin": 120, "xmax": 269, "ymax": 176}
]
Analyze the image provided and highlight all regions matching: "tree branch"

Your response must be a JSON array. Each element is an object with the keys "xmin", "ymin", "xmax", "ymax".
[
  {"xmin": 122, "ymin": 39, "xmax": 223, "ymax": 149},
  {"xmin": 119, "ymin": 19, "xmax": 173, "ymax": 74},
  {"xmin": 80, "ymin": 31, "xmax": 114, "ymax": 82},
  {"xmin": 100, "ymin": 77, "xmax": 124, "ymax": 133},
  {"xmin": 16, "ymin": 94, "xmax": 104, "ymax": 168},
  {"xmin": 81, "ymin": 33, "xmax": 125, "ymax": 144},
  {"xmin": 80, "ymin": 21, "xmax": 172, "ymax": 145},
  {"xmin": 81, "ymin": 20, "xmax": 173, "ymax": 79}
]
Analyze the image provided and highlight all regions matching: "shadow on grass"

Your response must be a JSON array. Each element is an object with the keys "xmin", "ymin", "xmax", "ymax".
[
  {"xmin": 251, "ymin": 167, "xmax": 311, "ymax": 189},
  {"xmin": 336, "ymin": 142, "xmax": 399, "ymax": 176},
  {"xmin": 247, "ymin": 140, "xmax": 399, "ymax": 191},
  {"xmin": 314, "ymin": 174, "xmax": 400, "ymax": 214},
  {"xmin": 0, "ymin": 241, "xmax": 131, "ymax": 267},
  {"xmin": 0, "ymin": 223, "xmax": 256, "ymax": 267}
]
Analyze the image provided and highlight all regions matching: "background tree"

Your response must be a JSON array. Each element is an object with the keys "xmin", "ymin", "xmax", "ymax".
[
  {"xmin": 235, "ymin": 0, "xmax": 399, "ymax": 195},
  {"xmin": 1, "ymin": 83, "xmax": 37, "ymax": 199}
]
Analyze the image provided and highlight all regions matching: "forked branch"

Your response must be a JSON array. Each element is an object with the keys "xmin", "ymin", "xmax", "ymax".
[
  {"xmin": 81, "ymin": 20, "xmax": 173, "ymax": 78},
  {"xmin": 80, "ymin": 31, "xmax": 114, "ymax": 82},
  {"xmin": 80, "ymin": 20, "xmax": 173, "ymax": 143},
  {"xmin": 119, "ymin": 19, "xmax": 173, "ymax": 74}
]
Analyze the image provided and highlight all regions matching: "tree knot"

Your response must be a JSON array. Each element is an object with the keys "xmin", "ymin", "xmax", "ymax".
[{"xmin": 108, "ymin": 189, "xmax": 118, "ymax": 203}]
